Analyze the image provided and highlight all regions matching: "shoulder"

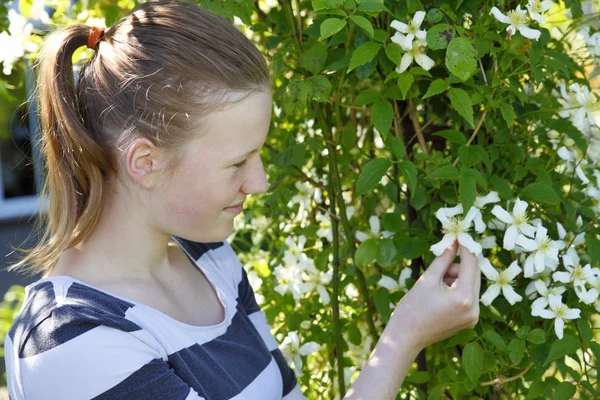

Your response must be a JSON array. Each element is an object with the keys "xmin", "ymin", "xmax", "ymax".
[{"xmin": 5, "ymin": 278, "xmax": 168, "ymax": 399}]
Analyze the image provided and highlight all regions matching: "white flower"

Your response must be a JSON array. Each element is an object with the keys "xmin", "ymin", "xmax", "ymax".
[
  {"xmin": 472, "ymin": 191, "xmax": 501, "ymax": 233},
  {"xmin": 281, "ymin": 332, "xmax": 319, "ymax": 377},
  {"xmin": 537, "ymin": 294, "xmax": 581, "ymax": 339},
  {"xmin": 530, "ymin": 280, "xmax": 567, "ymax": 316},
  {"xmin": 572, "ymin": 84, "xmax": 599, "ymax": 135},
  {"xmin": 577, "ymin": 272, "xmax": 600, "ymax": 304},
  {"xmin": 355, "ymin": 215, "xmax": 394, "ymax": 242},
  {"xmin": 247, "ymin": 270, "xmax": 265, "ymax": 305},
  {"xmin": 552, "ymin": 247, "xmax": 596, "ymax": 295},
  {"xmin": 480, "ymin": 259, "xmax": 523, "ymax": 306},
  {"xmin": 0, "ymin": 10, "xmax": 38, "ymax": 75},
  {"xmin": 491, "ymin": 199, "xmax": 536, "ymax": 250},
  {"xmin": 390, "ymin": 11, "xmax": 427, "ymax": 50},
  {"xmin": 378, "ymin": 267, "xmax": 412, "ymax": 292},
  {"xmin": 394, "ymin": 37, "xmax": 435, "ymax": 73},
  {"xmin": 315, "ymin": 212, "xmax": 333, "ymax": 242},
  {"xmin": 303, "ymin": 264, "xmax": 333, "ymax": 305},
  {"xmin": 557, "ymin": 146, "xmax": 589, "ymax": 184},
  {"xmin": 283, "ymin": 235, "xmax": 307, "ymax": 265},
  {"xmin": 430, "ymin": 206, "xmax": 482, "ymax": 256},
  {"xmin": 490, "ymin": 5, "xmax": 541, "ymax": 40},
  {"xmin": 516, "ymin": 225, "xmax": 564, "ymax": 277},
  {"xmin": 273, "ymin": 264, "xmax": 305, "ymax": 299},
  {"xmin": 526, "ymin": 0, "xmax": 554, "ymax": 24}
]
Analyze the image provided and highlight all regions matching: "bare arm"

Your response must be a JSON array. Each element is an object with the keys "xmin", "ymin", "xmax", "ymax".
[{"xmin": 343, "ymin": 242, "xmax": 481, "ymax": 400}]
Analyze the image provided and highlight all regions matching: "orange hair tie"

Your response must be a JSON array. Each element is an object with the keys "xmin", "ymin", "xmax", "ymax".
[{"xmin": 87, "ymin": 26, "xmax": 105, "ymax": 51}]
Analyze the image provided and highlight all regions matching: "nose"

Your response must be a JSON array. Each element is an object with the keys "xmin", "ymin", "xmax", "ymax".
[{"xmin": 241, "ymin": 155, "xmax": 269, "ymax": 195}]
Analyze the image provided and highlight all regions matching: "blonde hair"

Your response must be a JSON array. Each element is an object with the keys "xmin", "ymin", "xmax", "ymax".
[{"xmin": 10, "ymin": 0, "xmax": 271, "ymax": 277}]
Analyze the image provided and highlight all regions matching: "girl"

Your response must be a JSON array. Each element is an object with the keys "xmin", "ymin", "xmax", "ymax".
[{"xmin": 4, "ymin": 1, "xmax": 480, "ymax": 399}]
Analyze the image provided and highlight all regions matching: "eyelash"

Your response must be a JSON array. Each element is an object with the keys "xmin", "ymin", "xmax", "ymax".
[{"xmin": 234, "ymin": 159, "xmax": 248, "ymax": 168}]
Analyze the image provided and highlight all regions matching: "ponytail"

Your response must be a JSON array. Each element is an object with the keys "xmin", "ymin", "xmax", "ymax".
[{"xmin": 10, "ymin": 25, "xmax": 111, "ymax": 277}]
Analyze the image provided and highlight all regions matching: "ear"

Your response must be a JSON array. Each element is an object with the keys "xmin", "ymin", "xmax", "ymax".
[{"xmin": 125, "ymin": 138, "xmax": 167, "ymax": 189}]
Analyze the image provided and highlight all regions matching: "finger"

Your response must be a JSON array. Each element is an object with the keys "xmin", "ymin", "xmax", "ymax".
[
  {"xmin": 444, "ymin": 263, "xmax": 460, "ymax": 279},
  {"xmin": 426, "ymin": 240, "xmax": 458, "ymax": 278},
  {"xmin": 472, "ymin": 260, "xmax": 481, "ymax": 300},
  {"xmin": 456, "ymin": 244, "xmax": 479, "ymax": 291},
  {"xmin": 443, "ymin": 276, "xmax": 457, "ymax": 286}
]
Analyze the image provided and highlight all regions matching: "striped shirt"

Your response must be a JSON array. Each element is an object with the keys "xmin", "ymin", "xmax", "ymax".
[{"xmin": 4, "ymin": 238, "xmax": 305, "ymax": 400}]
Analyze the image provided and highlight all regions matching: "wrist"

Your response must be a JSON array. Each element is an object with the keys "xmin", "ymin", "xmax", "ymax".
[{"xmin": 389, "ymin": 301, "xmax": 425, "ymax": 355}]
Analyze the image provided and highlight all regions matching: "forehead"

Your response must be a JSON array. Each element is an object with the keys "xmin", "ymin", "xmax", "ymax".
[{"xmin": 194, "ymin": 90, "xmax": 273, "ymax": 152}]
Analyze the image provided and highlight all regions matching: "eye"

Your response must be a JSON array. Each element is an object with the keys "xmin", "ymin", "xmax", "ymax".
[{"xmin": 233, "ymin": 159, "xmax": 248, "ymax": 168}]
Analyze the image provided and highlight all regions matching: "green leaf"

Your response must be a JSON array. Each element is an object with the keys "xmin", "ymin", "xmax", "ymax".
[
  {"xmin": 377, "ymin": 238, "xmax": 398, "ymax": 267},
  {"xmin": 397, "ymin": 73, "xmax": 414, "ymax": 100},
  {"xmin": 348, "ymin": 42, "xmax": 381, "ymax": 72},
  {"xmin": 433, "ymin": 129, "xmax": 466, "ymax": 145},
  {"xmin": 423, "ymin": 79, "xmax": 448, "ymax": 99},
  {"xmin": 445, "ymin": 37, "xmax": 477, "ymax": 82},
  {"xmin": 312, "ymin": 0, "xmax": 344, "ymax": 11},
  {"xmin": 283, "ymin": 79, "xmax": 309, "ymax": 116},
  {"xmin": 482, "ymin": 330, "xmax": 508, "ymax": 351},
  {"xmin": 405, "ymin": 371, "xmax": 431, "ymax": 384},
  {"xmin": 459, "ymin": 173, "xmax": 477, "ymax": 213},
  {"xmin": 554, "ymin": 382, "xmax": 577, "ymax": 400},
  {"xmin": 458, "ymin": 146, "xmax": 481, "ymax": 168},
  {"xmin": 385, "ymin": 42, "xmax": 403, "ymax": 66},
  {"xmin": 398, "ymin": 237, "xmax": 429, "ymax": 259},
  {"xmin": 355, "ymin": 239, "xmax": 378, "ymax": 268},
  {"xmin": 508, "ymin": 338, "xmax": 525, "ymax": 365},
  {"xmin": 521, "ymin": 183, "xmax": 561, "ymax": 205},
  {"xmin": 500, "ymin": 103, "xmax": 514, "ymax": 128},
  {"xmin": 355, "ymin": 88, "xmax": 380, "ymax": 105},
  {"xmin": 448, "ymin": 88, "xmax": 475, "ymax": 128},
  {"xmin": 544, "ymin": 334, "xmax": 580, "ymax": 366},
  {"xmin": 491, "ymin": 176, "xmax": 512, "ymax": 200},
  {"xmin": 374, "ymin": 287, "xmax": 391, "ymax": 321},
  {"xmin": 463, "ymin": 342, "xmax": 484, "ymax": 384},
  {"xmin": 307, "ymin": 76, "xmax": 332, "ymax": 102},
  {"xmin": 398, "ymin": 160, "xmax": 417, "ymax": 195},
  {"xmin": 320, "ymin": 18, "xmax": 347, "ymax": 40},
  {"xmin": 357, "ymin": 0, "xmax": 387, "ymax": 15},
  {"xmin": 586, "ymin": 234, "xmax": 600, "ymax": 268},
  {"xmin": 385, "ymin": 135, "xmax": 405, "ymax": 159},
  {"xmin": 577, "ymin": 318, "xmax": 593, "ymax": 343},
  {"xmin": 427, "ymin": 165, "xmax": 461, "ymax": 180},
  {"xmin": 349, "ymin": 15, "xmax": 374, "ymax": 38},
  {"xmin": 426, "ymin": 24, "xmax": 455, "ymax": 50},
  {"xmin": 356, "ymin": 158, "xmax": 392, "ymax": 196},
  {"xmin": 301, "ymin": 43, "xmax": 328, "ymax": 75},
  {"xmin": 371, "ymin": 99, "xmax": 393, "ymax": 139},
  {"xmin": 427, "ymin": 8, "xmax": 443, "ymax": 23},
  {"xmin": 526, "ymin": 329, "xmax": 546, "ymax": 345},
  {"xmin": 446, "ymin": 329, "xmax": 478, "ymax": 347},
  {"xmin": 347, "ymin": 324, "xmax": 362, "ymax": 346}
]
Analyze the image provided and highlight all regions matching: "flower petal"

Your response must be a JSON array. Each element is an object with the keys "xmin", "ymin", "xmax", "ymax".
[
  {"xmin": 430, "ymin": 234, "xmax": 456, "ymax": 256},
  {"xmin": 479, "ymin": 257, "xmax": 499, "ymax": 280},
  {"xmin": 505, "ymin": 261, "xmax": 522, "ymax": 280},
  {"xmin": 503, "ymin": 225, "xmax": 519, "ymax": 250},
  {"xmin": 414, "ymin": 53, "xmax": 435, "ymax": 71},
  {"xmin": 554, "ymin": 318, "xmax": 564, "ymax": 339},
  {"xmin": 492, "ymin": 205, "xmax": 514, "ymax": 224},
  {"xmin": 502, "ymin": 285, "xmax": 523, "ymax": 305},
  {"xmin": 457, "ymin": 232, "xmax": 482, "ymax": 256},
  {"xmin": 481, "ymin": 284, "xmax": 501, "ymax": 306},
  {"xmin": 537, "ymin": 309, "xmax": 556, "ymax": 319},
  {"xmin": 516, "ymin": 234, "xmax": 538, "ymax": 252},
  {"xmin": 534, "ymin": 250, "xmax": 546, "ymax": 273},
  {"xmin": 397, "ymin": 53, "xmax": 413, "ymax": 73},
  {"xmin": 552, "ymin": 271, "xmax": 571, "ymax": 284},
  {"xmin": 299, "ymin": 341, "xmax": 319, "ymax": 355},
  {"xmin": 378, "ymin": 275, "xmax": 400, "ymax": 292},
  {"xmin": 390, "ymin": 20, "xmax": 408, "ymax": 33},
  {"xmin": 518, "ymin": 26, "xmax": 541, "ymax": 40},
  {"xmin": 564, "ymin": 308, "xmax": 581, "ymax": 320},
  {"xmin": 412, "ymin": 11, "xmax": 426, "ymax": 26},
  {"xmin": 490, "ymin": 7, "xmax": 510, "ymax": 24}
]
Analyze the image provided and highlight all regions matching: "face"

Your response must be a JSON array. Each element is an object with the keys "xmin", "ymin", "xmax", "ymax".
[{"xmin": 149, "ymin": 90, "xmax": 272, "ymax": 242}]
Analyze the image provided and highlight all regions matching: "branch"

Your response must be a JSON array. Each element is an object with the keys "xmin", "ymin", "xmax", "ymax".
[
  {"xmin": 453, "ymin": 110, "xmax": 488, "ymax": 167},
  {"xmin": 481, "ymin": 363, "xmax": 533, "ymax": 386},
  {"xmin": 407, "ymin": 99, "xmax": 429, "ymax": 155}
]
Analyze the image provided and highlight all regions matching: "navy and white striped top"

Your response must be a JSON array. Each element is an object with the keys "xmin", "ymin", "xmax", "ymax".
[{"xmin": 4, "ymin": 238, "xmax": 305, "ymax": 400}]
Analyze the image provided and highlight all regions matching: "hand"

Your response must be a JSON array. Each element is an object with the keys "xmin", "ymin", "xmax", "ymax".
[{"xmin": 391, "ymin": 241, "xmax": 481, "ymax": 352}]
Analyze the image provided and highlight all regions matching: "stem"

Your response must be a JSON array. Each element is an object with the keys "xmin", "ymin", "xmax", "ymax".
[
  {"xmin": 452, "ymin": 110, "xmax": 488, "ymax": 167},
  {"xmin": 316, "ymin": 106, "xmax": 380, "ymax": 343},
  {"xmin": 407, "ymin": 99, "xmax": 429, "ymax": 155},
  {"xmin": 480, "ymin": 363, "xmax": 534, "ymax": 386},
  {"xmin": 325, "ymin": 147, "xmax": 346, "ymax": 398}
]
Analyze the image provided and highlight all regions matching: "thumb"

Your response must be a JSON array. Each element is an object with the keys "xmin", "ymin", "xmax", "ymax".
[{"xmin": 426, "ymin": 240, "xmax": 458, "ymax": 278}]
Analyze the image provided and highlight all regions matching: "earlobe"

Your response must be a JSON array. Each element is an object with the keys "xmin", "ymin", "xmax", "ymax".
[{"xmin": 125, "ymin": 138, "xmax": 163, "ymax": 189}]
